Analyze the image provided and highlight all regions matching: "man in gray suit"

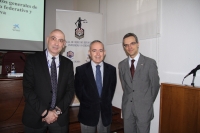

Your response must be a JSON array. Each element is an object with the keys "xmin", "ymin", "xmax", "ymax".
[{"xmin": 118, "ymin": 33, "xmax": 160, "ymax": 133}]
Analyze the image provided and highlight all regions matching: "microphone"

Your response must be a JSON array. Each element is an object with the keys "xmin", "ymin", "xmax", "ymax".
[
  {"xmin": 184, "ymin": 65, "xmax": 200, "ymax": 79},
  {"xmin": 20, "ymin": 56, "xmax": 26, "ymax": 62}
]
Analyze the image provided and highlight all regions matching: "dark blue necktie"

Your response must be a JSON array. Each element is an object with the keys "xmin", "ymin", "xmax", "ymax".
[
  {"xmin": 50, "ymin": 57, "xmax": 57, "ymax": 109},
  {"xmin": 96, "ymin": 65, "xmax": 102, "ymax": 97}
]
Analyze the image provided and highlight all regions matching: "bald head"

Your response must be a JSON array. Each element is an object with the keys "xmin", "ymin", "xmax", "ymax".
[
  {"xmin": 46, "ymin": 29, "xmax": 66, "ymax": 56},
  {"xmin": 49, "ymin": 29, "xmax": 65, "ymax": 40}
]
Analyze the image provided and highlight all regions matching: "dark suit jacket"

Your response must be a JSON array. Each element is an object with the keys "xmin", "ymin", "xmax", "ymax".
[
  {"xmin": 75, "ymin": 62, "xmax": 117, "ymax": 126},
  {"xmin": 22, "ymin": 51, "xmax": 74, "ymax": 128}
]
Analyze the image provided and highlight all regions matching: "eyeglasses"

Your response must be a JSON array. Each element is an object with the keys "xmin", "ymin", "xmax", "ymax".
[
  {"xmin": 50, "ymin": 36, "xmax": 66, "ymax": 44},
  {"xmin": 123, "ymin": 42, "xmax": 137, "ymax": 48}
]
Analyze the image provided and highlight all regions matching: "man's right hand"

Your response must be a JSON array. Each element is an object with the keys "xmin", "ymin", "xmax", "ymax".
[{"xmin": 42, "ymin": 110, "xmax": 58, "ymax": 124}]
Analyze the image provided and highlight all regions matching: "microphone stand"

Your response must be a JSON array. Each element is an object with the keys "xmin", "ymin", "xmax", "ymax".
[{"xmin": 191, "ymin": 72, "xmax": 196, "ymax": 87}]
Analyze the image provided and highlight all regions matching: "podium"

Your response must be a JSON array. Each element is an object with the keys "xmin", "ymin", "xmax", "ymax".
[
  {"xmin": 159, "ymin": 83, "xmax": 200, "ymax": 133},
  {"xmin": 0, "ymin": 75, "xmax": 24, "ymax": 133}
]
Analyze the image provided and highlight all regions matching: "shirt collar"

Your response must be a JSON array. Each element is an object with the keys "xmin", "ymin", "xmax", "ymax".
[
  {"xmin": 129, "ymin": 52, "xmax": 140, "ymax": 62},
  {"xmin": 46, "ymin": 49, "xmax": 59, "ymax": 60},
  {"xmin": 91, "ymin": 61, "xmax": 103, "ymax": 67}
]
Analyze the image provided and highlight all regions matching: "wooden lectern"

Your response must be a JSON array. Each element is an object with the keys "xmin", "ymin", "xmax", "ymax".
[
  {"xmin": 159, "ymin": 83, "xmax": 200, "ymax": 133},
  {"xmin": 0, "ymin": 75, "xmax": 24, "ymax": 133}
]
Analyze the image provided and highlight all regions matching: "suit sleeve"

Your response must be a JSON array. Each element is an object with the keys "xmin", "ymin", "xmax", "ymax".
[
  {"xmin": 118, "ymin": 63, "xmax": 125, "ymax": 91},
  {"xmin": 110, "ymin": 67, "xmax": 117, "ymax": 100},
  {"xmin": 149, "ymin": 60, "xmax": 160, "ymax": 102},
  {"xmin": 74, "ymin": 67, "xmax": 83, "ymax": 101},
  {"xmin": 23, "ymin": 56, "xmax": 47, "ymax": 115}
]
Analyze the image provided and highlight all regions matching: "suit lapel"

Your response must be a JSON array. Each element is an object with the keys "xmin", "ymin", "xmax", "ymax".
[
  {"xmin": 102, "ymin": 62, "xmax": 109, "ymax": 97},
  {"xmin": 57, "ymin": 55, "xmax": 63, "ymax": 91},
  {"xmin": 40, "ymin": 51, "xmax": 52, "ymax": 89},
  {"xmin": 134, "ymin": 54, "xmax": 145, "ymax": 79},
  {"xmin": 85, "ymin": 62, "xmax": 99, "ymax": 95},
  {"xmin": 124, "ymin": 58, "xmax": 132, "ymax": 80},
  {"xmin": 124, "ymin": 54, "xmax": 145, "ymax": 81}
]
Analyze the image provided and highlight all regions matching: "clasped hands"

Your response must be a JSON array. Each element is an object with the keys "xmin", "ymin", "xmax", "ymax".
[{"xmin": 42, "ymin": 110, "xmax": 58, "ymax": 124}]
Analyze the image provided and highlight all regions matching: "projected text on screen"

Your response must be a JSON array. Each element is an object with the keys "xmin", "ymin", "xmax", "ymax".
[{"xmin": 0, "ymin": 0, "xmax": 44, "ymax": 41}]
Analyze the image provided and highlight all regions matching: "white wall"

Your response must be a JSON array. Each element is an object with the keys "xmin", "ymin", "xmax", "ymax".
[
  {"xmin": 45, "ymin": 0, "xmax": 76, "ymax": 43},
  {"xmin": 76, "ymin": 0, "xmax": 99, "ymax": 13},
  {"xmin": 159, "ymin": 0, "xmax": 200, "ymax": 86},
  {"xmin": 105, "ymin": 0, "xmax": 200, "ymax": 133},
  {"xmin": 45, "ymin": 0, "xmax": 100, "ymax": 44}
]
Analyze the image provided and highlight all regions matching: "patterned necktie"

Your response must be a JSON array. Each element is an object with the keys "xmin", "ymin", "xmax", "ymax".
[
  {"xmin": 130, "ymin": 59, "xmax": 135, "ymax": 78},
  {"xmin": 50, "ymin": 57, "xmax": 57, "ymax": 109},
  {"xmin": 96, "ymin": 65, "xmax": 102, "ymax": 97}
]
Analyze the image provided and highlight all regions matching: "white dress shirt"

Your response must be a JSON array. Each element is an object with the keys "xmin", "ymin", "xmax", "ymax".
[
  {"xmin": 129, "ymin": 52, "xmax": 140, "ymax": 69},
  {"xmin": 46, "ymin": 50, "xmax": 60, "ymax": 80},
  {"xmin": 91, "ymin": 61, "xmax": 104, "ymax": 85}
]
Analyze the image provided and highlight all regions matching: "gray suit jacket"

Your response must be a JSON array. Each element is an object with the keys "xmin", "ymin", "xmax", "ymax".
[{"xmin": 118, "ymin": 53, "xmax": 160, "ymax": 122}]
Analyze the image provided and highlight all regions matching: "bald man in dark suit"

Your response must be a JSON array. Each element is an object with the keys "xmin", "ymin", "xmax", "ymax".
[{"xmin": 22, "ymin": 29, "xmax": 74, "ymax": 133}]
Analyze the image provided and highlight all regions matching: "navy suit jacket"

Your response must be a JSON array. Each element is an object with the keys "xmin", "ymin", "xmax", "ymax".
[
  {"xmin": 22, "ymin": 51, "xmax": 74, "ymax": 128},
  {"xmin": 75, "ymin": 61, "xmax": 117, "ymax": 126}
]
